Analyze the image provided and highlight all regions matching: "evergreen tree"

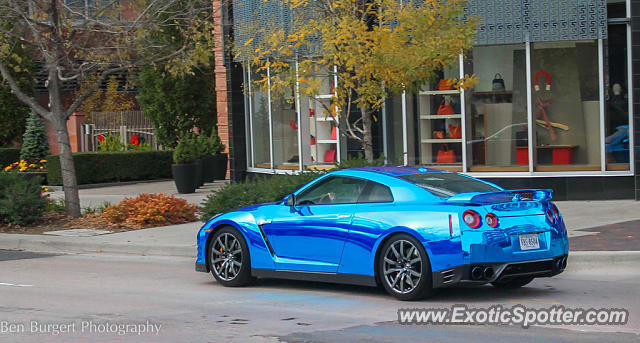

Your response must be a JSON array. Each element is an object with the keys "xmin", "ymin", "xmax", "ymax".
[{"xmin": 20, "ymin": 112, "xmax": 49, "ymax": 162}]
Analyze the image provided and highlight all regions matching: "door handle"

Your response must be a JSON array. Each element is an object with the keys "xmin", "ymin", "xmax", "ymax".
[{"xmin": 337, "ymin": 214, "xmax": 351, "ymax": 219}]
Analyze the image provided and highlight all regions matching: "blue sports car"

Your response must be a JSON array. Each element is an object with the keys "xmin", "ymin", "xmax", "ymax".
[{"xmin": 195, "ymin": 166, "xmax": 569, "ymax": 300}]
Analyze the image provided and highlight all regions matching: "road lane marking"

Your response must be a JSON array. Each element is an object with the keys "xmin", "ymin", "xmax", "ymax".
[{"xmin": 0, "ymin": 282, "xmax": 33, "ymax": 287}]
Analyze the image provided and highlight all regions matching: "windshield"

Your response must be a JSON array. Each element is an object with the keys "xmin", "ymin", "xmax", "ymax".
[{"xmin": 400, "ymin": 173, "xmax": 500, "ymax": 197}]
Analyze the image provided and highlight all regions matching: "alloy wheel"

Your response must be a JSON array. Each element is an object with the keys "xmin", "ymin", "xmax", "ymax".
[
  {"xmin": 211, "ymin": 232, "xmax": 243, "ymax": 281},
  {"xmin": 382, "ymin": 239, "xmax": 423, "ymax": 294}
]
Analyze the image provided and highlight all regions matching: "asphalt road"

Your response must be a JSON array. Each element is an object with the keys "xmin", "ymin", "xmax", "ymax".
[{"xmin": 0, "ymin": 250, "xmax": 638, "ymax": 343}]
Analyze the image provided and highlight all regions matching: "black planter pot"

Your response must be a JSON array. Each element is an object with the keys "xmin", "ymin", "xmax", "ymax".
[
  {"xmin": 172, "ymin": 163, "xmax": 197, "ymax": 194},
  {"xmin": 202, "ymin": 155, "xmax": 216, "ymax": 183},
  {"xmin": 18, "ymin": 172, "xmax": 48, "ymax": 185},
  {"xmin": 194, "ymin": 158, "xmax": 204, "ymax": 188},
  {"xmin": 213, "ymin": 153, "xmax": 228, "ymax": 180}
]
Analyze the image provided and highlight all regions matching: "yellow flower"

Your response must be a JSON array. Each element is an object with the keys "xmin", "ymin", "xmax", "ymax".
[
  {"xmin": 19, "ymin": 167, "xmax": 27, "ymax": 172},
  {"xmin": 41, "ymin": 186, "xmax": 49, "ymax": 192},
  {"xmin": 40, "ymin": 166, "xmax": 44, "ymax": 170},
  {"xmin": 4, "ymin": 166, "xmax": 11, "ymax": 171},
  {"xmin": 39, "ymin": 160, "xmax": 46, "ymax": 163},
  {"xmin": 28, "ymin": 164, "xmax": 36, "ymax": 168}
]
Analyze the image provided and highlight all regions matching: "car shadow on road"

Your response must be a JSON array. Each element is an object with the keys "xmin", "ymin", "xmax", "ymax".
[{"xmin": 198, "ymin": 277, "xmax": 561, "ymax": 302}]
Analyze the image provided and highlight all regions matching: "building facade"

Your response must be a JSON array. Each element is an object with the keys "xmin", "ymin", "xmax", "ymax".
[{"xmin": 213, "ymin": 0, "xmax": 640, "ymax": 200}]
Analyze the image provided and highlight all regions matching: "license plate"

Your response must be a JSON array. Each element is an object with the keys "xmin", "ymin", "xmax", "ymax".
[{"xmin": 519, "ymin": 234, "xmax": 540, "ymax": 250}]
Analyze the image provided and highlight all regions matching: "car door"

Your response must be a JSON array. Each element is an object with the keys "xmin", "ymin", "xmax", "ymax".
[{"xmin": 261, "ymin": 176, "xmax": 368, "ymax": 273}]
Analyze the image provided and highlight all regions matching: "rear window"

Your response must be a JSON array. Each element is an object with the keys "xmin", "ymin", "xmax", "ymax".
[{"xmin": 400, "ymin": 173, "xmax": 500, "ymax": 197}]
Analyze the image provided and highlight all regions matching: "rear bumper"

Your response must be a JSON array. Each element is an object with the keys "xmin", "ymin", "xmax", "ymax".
[{"xmin": 432, "ymin": 254, "xmax": 568, "ymax": 288}]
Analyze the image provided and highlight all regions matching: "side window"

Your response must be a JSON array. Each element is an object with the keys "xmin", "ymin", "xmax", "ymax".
[
  {"xmin": 359, "ymin": 181, "xmax": 394, "ymax": 203},
  {"xmin": 296, "ymin": 176, "xmax": 367, "ymax": 205}
]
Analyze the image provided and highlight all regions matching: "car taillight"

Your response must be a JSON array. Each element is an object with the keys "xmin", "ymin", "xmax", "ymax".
[
  {"xmin": 485, "ymin": 213, "xmax": 499, "ymax": 228},
  {"xmin": 551, "ymin": 203, "xmax": 560, "ymax": 220},
  {"xmin": 463, "ymin": 210, "xmax": 481, "ymax": 229},
  {"xmin": 546, "ymin": 209, "xmax": 554, "ymax": 223}
]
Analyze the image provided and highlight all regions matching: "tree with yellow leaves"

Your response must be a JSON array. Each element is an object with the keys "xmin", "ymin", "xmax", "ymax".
[{"xmin": 236, "ymin": 0, "xmax": 479, "ymax": 161}]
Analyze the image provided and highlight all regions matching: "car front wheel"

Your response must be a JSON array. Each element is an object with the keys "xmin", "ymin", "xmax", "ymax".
[
  {"xmin": 208, "ymin": 226, "xmax": 252, "ymax": 287},
  {"xmin": 378, "ymin": 234, "xmax": 433, "ymax": 301}
]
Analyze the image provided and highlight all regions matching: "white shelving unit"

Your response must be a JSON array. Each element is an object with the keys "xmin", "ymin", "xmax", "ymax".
[
  {"xmin": 418, "ymin": 88, "xmax": 463, "ymax": 169},
  {"xmin": 305, "ymin": 66, "xmax": 340, "ymax": 168}
]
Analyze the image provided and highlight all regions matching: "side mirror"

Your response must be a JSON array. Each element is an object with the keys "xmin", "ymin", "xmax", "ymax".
[{"xmin": 285, "ymin": 194, "xmax": 295, "ymax": 207}]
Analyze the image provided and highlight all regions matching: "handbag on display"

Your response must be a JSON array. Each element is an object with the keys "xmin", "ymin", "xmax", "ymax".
[
  {"xmin": 309, "ymin": 109, "xmax": 315, "ymax": 117},
  {"xmin": 492, "ymin": 73, "xmax": 506, "ymax": 91},
  {"xmin": 448, "ymin": 124, "xmax": 461, "ymax": 139},
  {"xmin": 436, "ymin": 145, "xmax": 456, "ymax": 164},
  {"xmin": 324, "ymin": 149, "xmax": 337, "ymax": 163},
  {"xmin": 433, "ymin": 130, "xmax": 445, "ymax": 140},
  {"xmin": 437, "ymin": 99, "xmax": 455, "ymax": 115},
  {"xmin": 438, "ymin": 79, "xmax": 454, "ymax": 90}
]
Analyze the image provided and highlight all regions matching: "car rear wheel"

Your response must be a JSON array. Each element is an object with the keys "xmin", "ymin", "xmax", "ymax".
[
  {"xmin": 209, "ymin": 226, "xmax": 252, "ymax": 287},
  {"xmin": 491, "ymin": 276, "xmax": 534, "ymax": 289},
  {"xmin": 378, "ymin": 234, "xmax": 433, "ymax": 301}
]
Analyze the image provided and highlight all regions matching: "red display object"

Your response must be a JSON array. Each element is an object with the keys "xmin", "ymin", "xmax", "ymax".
[
  {"xmin": 552, "ymin": 147, "xmax": 574, "ymax": 165},
  {"xmin": 516, "ymin": 147, "xmax": 528, "ymax": 165},
  {"xmin": 324, "ymin": 149, "xmax": 337, "ymax": 163},
  {"xmin": 330, "ymin": 126, "xmax": 337, "ymax": 140}
]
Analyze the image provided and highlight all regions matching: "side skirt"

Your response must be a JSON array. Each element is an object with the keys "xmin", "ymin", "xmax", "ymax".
[{"xmin": 252, "ymin": 268, "xmax": 378, "ymax": 287}]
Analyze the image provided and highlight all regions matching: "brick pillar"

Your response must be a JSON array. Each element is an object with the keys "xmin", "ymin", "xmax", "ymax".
[
  {"xmin": 213, "ymin": 0, "xmax": 230, "ymax": 179},
  {"xmin": 45, "ymin": 113, "xmax": 86, "ymax": 155}
]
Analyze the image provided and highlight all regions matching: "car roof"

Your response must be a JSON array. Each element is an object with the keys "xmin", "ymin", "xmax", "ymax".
[{"xmin": 347, "ymin": 165, "xmax": 450, "ymax": 177}]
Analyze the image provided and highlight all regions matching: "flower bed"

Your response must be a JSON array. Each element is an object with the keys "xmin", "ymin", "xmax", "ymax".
[{"xmin": 102, "ymin": 193, "xmax": 200, "ymax": 228}]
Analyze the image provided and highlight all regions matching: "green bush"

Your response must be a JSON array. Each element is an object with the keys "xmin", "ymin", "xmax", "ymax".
[
  {"xmin": 207, "ymin": 131, "xmax": 225, "ymax": 155},
  {"xmin": 20, "ymin": 112, "xmax": 49, "ymax": 162},
  {"xmin": 201, "ymin": 172, "xmax": 320, "ymax": 221},
  {"xmin": 173, "ymin": 138, "xmax": 197, "ymax": 164},
  {"xmin": 0, "ymin": 172, "xmax": 46, "ymax": 225},
  {"xmin": 0, "ymin": 148, "xmax": 21, "ymax": 169},
  {"xmin": 47, "ymin": 151, "xmax": 173, "ymax": 185}
]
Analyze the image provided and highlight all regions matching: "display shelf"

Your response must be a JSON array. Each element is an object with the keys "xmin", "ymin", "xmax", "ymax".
[
  {"xmin": 421, "ymin": 138, "xmax": 463, "ymax": 144},
  {"xmin": 317, "ymin": 139, "xmax": 338, "ymax": 144},
  {"xmin": 314, "ymin": 94, "xmax": 333, "ymax": 99},
  {"xmin": 420, "ymin": 114, "xmax": 462, "ymax": 120},
  {"xmin": 419, "ymin": 90, "xmax": 461, "ymax": 96}
]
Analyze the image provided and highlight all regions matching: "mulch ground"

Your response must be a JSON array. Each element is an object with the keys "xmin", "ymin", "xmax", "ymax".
[
  {"xmin": 569, "ymin": 220, "xmax": 640, "ymax": 251},
  {"xmin": 0, "ymin": 212, "xmax": 135, "ymax": 235}
]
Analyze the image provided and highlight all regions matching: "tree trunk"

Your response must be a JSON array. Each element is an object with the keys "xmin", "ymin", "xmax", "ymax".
[
  {"xmin": 51, "ymin": 115, "xmax": 82, "ymax": 217},
  {"xmin": 360, "ymin": 106, "xmax": 374, "ymax": 162}
]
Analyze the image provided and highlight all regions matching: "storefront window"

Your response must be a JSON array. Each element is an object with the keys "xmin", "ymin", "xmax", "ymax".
[
  {"xmin": 413, "ymin": 61, "xmax": 462, "ymax": 171},
  {"xmin": 248, "ymin": 67, "xmax": 271, "ymax": 169},
  {"xmin": 605, "ymin": 10, "xmax": 631, "ymax": 170},
  {"xmin": 530, "ymin": 41, "xmax": 601, "ymax": 171},
  {"xmin": 270, "ymin": 66, "xmax": 300, "ymax": 170},
  {"xmin": 464, "ymin": 44, "xmax": 528, "ymax": 172}
]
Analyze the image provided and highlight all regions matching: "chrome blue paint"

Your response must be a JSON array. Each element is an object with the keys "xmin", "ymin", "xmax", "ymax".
[{"xmin": 196, "ymin": 166, "xmax": 569, "ymax": 289}]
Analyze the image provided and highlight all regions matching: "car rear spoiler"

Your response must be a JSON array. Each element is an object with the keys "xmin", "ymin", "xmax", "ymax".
[{"xmin": 446, "ymin": 189, "xmax": 553, "ymax": 204}]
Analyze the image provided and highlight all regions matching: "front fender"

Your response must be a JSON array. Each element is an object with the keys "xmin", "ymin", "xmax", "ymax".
[{"xmin": 196, "ymin": 212, "xmax": 275, "ymax": 270}]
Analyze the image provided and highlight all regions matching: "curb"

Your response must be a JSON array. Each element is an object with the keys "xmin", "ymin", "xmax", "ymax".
[
  {"xmin": 0, "ymin": 234, "xmax": 194, "ymax": 257},
  {"xmin": 1, "ymin": 234, "xmax": 639, "ymax": 265}
]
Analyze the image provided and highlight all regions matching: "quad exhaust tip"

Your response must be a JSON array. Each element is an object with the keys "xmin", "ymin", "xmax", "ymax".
[
  {"xmin": 471, "ymin": 266, "xmax": 496, "ymax": 280},
  {"xmin": 483, "ymin": 267, "xmax": 494, "ymax": 279}
]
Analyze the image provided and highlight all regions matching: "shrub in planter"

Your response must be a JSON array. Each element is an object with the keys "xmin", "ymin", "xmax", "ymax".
[
  {"xmin": 0, "ymin": 172, "xmax": 46, "ymax": 225},
  {"xmin": 194, "ymin": 135, "xmax": 209, "ymax": 187},
  {"xmin": 102, "ymin": 193, "xmax": 200, "ymax": 228},
  {"xmin": 208, "ymin": 132, "xmax": 227, "ymax": 180},
  {"xmin": 172, "ymin": 138, "xmax": 198, "ymax": 194}
]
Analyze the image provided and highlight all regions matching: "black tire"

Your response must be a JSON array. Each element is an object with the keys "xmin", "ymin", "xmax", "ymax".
[
  {"xmin": 378, "ymin": 233, "xmax": 433, "ymax": 301},
  {"xmin": 208, "ymin": 226, "xmax": 253, "ymax": 287},
  {"xmin": 491, "ymin": 276, "xmax": 534, "ymax": 289}
]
